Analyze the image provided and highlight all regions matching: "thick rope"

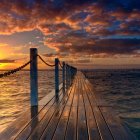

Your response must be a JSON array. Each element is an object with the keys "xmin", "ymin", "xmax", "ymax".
[
  {"xmin": 0, "ymin": 60, "xmax": 31, "ymax": 78},
  {"xmin": 59, "ymin": 61, "xmax": 63, "ymax": 69},
  {"xmin": 38, "ymin": 55, "xmax": 56, "ymax": 67}
]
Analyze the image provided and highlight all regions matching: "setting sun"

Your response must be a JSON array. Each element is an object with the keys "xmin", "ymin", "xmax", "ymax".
[{"xmin": 0, "ymin": 63, "xmax": 7, "ymax": 69}]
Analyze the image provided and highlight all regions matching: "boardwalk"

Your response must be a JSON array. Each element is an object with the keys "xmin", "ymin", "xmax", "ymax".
[{"xmin": 0, "ymin": 72, "xmax": 136, "ymax": 140}]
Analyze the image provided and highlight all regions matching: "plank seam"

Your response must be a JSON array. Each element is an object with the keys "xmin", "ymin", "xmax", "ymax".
[{"xmin": 39, "ymin": 78, "xmax": 76, "ymax": 139}]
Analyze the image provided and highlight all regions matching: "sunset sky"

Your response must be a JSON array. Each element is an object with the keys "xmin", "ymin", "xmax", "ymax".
[{"xmin": 0, "ymin": 0, "xmax": 140, "ymax": 69}]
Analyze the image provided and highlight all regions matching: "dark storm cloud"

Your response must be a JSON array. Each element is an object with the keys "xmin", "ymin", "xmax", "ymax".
[
  {"xmin": 92, "ymin": 38, "xmax": 140, "ymax": 54},
  {"xmin": 98, "ymin": 0, "xmax": 140, "ymax": 12},
  {"xmin": 46, "ymin": 34, "xmax": 140, "ymax": 55}
]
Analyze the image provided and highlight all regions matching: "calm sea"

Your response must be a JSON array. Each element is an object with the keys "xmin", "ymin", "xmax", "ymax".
[
  {"xmin": 84, "ymin": 69, "xmax": 140, "ymax": 140},
  {"xmin": 0, "ymin": 69, "xmax": 140, "ymax": 139}
]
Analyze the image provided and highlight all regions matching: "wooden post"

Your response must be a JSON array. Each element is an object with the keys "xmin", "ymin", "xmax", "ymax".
[
  {"xmin": 62, "ymin": 62, "xmax": 65, "ymax": 92},
  {"xmin": 66, "ymin": 64, "xmax": 68, "ymax": 89},
  {"xmin": 68, "ymin": 65, "xmax": 70, "ymax": 87},
  {"xmin": 55, "ymin": 58, "xmax": 59, "ymax": 97},
  {"xmin": 30, "ymin": 48, "xmax": 38, "ymax": 106},
  {"xmin": 70, "ymin": 66, "xmax": 72, "ymax": 85},
  {"xmin": 69, "ymin": 66, "xmax": 71, "ymax": 86}
]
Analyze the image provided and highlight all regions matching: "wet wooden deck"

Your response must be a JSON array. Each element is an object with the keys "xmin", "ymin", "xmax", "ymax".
[{"xmin": 0, "ymin": 72, "xmax": 136, "ymax": 140}]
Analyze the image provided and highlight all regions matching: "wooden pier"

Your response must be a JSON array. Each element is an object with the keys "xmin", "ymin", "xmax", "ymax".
[{"xmin": 0, "ymin": 72, "xmax": 136, "ymax": 140}]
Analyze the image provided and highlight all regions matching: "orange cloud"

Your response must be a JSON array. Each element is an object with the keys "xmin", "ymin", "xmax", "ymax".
[{"xmin": 0, "ymin": 0, "xmax": 140, "ymax": 64}]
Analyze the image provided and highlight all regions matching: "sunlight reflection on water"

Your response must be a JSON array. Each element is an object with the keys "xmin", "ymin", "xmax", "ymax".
[{"xmin": 0, "ymin": 70, "xmax": 62, "ymax": 132}]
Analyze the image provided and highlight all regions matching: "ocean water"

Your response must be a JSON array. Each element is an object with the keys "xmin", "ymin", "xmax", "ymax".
[
  {"xmin": 84, "ymin": 69, "xmax": 140, "ymax": 140},
  {"xmin": 0, "ymin": 70, "xmax": 62, "ymax": 133},
  {"xmin": 0, "ymin": 69, "xmax": 140, "ymax": 140}
]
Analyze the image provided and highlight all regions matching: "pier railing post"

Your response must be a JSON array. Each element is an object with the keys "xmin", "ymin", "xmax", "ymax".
[
  {"xmin": 66, "ymin": 64, "xmax": 68, "ymax": 89},
  {"xmin": 55, "ymin": 58, "xmax": 59, "ymax": 98},
  {"xmin": 30, "ymin": 48, "xmax": 38, "ymax": 106},
  {"xmin": 62, "ymin": 62, "xmax": 65, "ymax": 92},
  {"xmin": 67, "ymin": 65, "xmax": 70, "ymax": 88},
  {"xmin": 69, "ymin": 66, "xmax": 71, "ymax": 86}
]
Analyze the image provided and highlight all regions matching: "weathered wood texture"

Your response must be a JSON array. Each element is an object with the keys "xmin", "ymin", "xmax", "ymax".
[{"xmin": 0, "ymin": 72, "xmax": 137, "ymax": 140}]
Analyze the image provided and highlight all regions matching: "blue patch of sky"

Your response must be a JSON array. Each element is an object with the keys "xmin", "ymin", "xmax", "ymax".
[
  {"xmin": 78, "ymin": 22, "xmax": 90, "ymax": 29},
  {"xmin": 10, "ymin": 12, "xmax": 27, "ymax": 20},
  {"xmin": 70, "ymin": 12, "xmax": 89, "ymax": 21},
  {"xmin": 129, "ymin": 26, "xmax": 140, "ymax": 31},
  {"xmin": 107, "ymin": 21, "xmax": 121, "ymax": 32},
  {"xmin": 25, "ymin": 0, "xmax": 35, "ymax": 7},
  {"xmin": 100, "ymin": 35, "xmax": 140, "ymax": 39},
  {"xmin": 52, "ymin": 0, "xmax": 64, "ymax": 8},
  {"xmin": 100, "ymin": 0, "xmax": 140, "ymax": 12}
]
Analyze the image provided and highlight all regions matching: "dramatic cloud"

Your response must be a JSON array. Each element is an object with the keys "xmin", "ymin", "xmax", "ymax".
[
  {"xmin": 46, "ymin": 37, "xmax": 140, "ymax": 55},
  {"xmin": 0, "ymin": 0, "xmax": 140, "ymax": 58},
  {"xmin": 0, "ymin": 59, "xmax": 15, "ymax": 63}
]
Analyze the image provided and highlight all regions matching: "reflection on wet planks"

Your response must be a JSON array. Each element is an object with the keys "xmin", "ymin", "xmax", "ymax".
[{"xmin": 0, "ymin": 72, "xmax": 137, "ymax": 140}]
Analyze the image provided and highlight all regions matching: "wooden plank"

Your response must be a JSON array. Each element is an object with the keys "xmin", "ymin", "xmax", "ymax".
[
  {"xmin": 77, "ymin": 74, "xmax": 89, "ymax": 140},
  {"xmin": 39, "ymin": 81, "xmax": 76, "ymax": 140},
  {"xmin": 52, "ymin": 80, "xmax": 76, "ymax": 140},
  {"xmin": 64, "ymin": 106, "xmax": 77, "ymax": 140},
  {"xmin": 15, "ymin": 92, "xmax": 64, "ymax": 140},
  {"xmin": 0, "ymin": 106, "xmax": 45, "ymax": 140},
  {"xmin": 83, "ymin": 76, "xmax": 113, "ymax": 140},
  {"xmin": 39, "ymin": 84, "xmax": 63, "ymax": 106},
  {"xmin": 39, "ymin": 104, "xmax": 65, "ymax": 140},
  {"xmin": 1, "ymin": 72, "xmax": 137, "ymax": 140},
  {"xmin": 28, "ymin": 83, "xmax": 74, "ymax": 140},
  {"xmin": 83, "ymin": 74, "xmax": 137, "ymax": 140},
  {"xmin": 100, "ymin": 107, "xmax": 137, "ymax": 140},
  {"xmin": 84, "ymin": 79, "xmax": 105, "ymax": 106},
  {"xmin": 64, "ymin": 79, "xmax": 79, "ymax": 140},
  {"xmin": 0, "ymin": 84, "xmax": 63, "ymax": 140},
  {"xmin": 81, "ymin": 79, "xmax": 101, "ymax": 140}
]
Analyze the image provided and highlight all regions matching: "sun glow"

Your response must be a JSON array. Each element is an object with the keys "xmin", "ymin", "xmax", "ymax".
[
  {"xmin": 0, "ymin": 63, "xmax": 7, "ymax": 69},
  {"xmin": 0, "ymin": 44, "xmax": 13, "ymax": 59},
  {"xmin": 0, "ymin": 44, "xmax": 15, "ymax": 69}
]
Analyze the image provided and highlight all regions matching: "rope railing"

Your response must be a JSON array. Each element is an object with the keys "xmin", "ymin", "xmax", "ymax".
[
  {"xmin": 0, "ymin": 60, "xmax": 31, "ymax": 78},
  {"xmin": 58, "ymin": 61, "xmax": 63, "ymax": 69},
  {"xmin": 31, "ymin": 49, "xmax": 77, "ymax": 106},
  {"xmin": 0, "ymin": 48, "xmax": 77, "ymax": 107},
  {"xmin": 38, "ymin": 54, "xmax": 56, "ymax": 67}
]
